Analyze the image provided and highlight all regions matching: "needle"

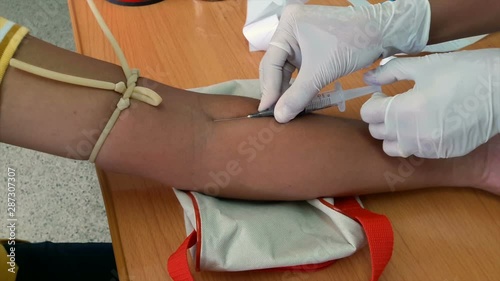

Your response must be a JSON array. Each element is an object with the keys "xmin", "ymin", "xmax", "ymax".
[
  {"xmin": 213, "ymin": 108, "xmax": 276, "ymax": 122},
  {"xmin": 213, "ymin": 116, "xmax": 251, "ymax": 122}
]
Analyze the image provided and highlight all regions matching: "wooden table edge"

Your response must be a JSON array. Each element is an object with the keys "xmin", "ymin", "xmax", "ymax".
[{"xmin": 95, "ymin": 168, "xmax": 130, "ymax": 280}]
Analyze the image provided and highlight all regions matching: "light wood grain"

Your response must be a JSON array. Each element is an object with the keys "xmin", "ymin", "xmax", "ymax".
[{"xmin": 68, "ymin": 0, "xmax": 500, "ymax": 280}]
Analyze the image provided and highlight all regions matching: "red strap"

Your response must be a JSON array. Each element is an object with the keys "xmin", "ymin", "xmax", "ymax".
[
  {"xmin": 332, "ymin": 197, "xmax": 394, "ymax": 281},
  {"xmin": 167, "ymin": 231, "xmax": 197, "ymax": 281},
  {"xmin": 265, "ymin": 259, "xmax": 336, "ymax": 272}
]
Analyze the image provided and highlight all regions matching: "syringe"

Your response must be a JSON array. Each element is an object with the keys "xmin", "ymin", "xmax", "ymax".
[
  {"xmin": 213, "ymin": 82, "xmax": 381, "ymax": 122},
  {"xmin": 306, "ymin": 82, "xmax": 380, "ymax": 113},
  {"xmin": 244, "ymin": 82, "xmax": 381, "ymax": 119}
]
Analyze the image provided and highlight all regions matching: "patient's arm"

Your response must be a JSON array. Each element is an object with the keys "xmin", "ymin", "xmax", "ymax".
[{"xmin": 0, "ymin": 36, "xmax": 491, "ymax": 200}]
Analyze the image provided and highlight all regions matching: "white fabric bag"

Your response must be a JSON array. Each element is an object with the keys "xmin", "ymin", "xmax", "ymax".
[{"xmin": 167, "ymin": 80, "xmax": 393, "ymax": 281}]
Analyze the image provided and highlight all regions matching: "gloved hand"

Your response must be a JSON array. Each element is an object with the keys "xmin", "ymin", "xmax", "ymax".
[
  {"xmin": 259, "ymin": 0, "xmax": 431, "ymax": 123},
  {"xmin": 361, "ymin": 49, "xmax": 500, "ymax": 158}
]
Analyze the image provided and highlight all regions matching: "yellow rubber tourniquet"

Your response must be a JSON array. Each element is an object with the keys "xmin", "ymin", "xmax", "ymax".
[
  {"xmin": 8, "ymin": 0, "xmax": 162, "ymax": 163},
  {"xmin": 0, "ymin": 19, "xmax": 29, "ymax": 85}
]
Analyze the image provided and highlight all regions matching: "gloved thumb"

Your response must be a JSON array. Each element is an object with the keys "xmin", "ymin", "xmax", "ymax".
[
  {"xmin": 274, "ymin": 71, "xmax": 321, "ymax": 123},
  {"xmin": 258, "ymin": 45, "xmax": 295, "ymax": 112},
  {"xmin": 363, "ymin": 57, "xmax": 417, "ymax": 86}
]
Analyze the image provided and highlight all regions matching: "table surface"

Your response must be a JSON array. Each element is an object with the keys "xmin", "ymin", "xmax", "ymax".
[{"xmin": 68, "ymin": 0, "xmax": 500, "ymax": 280}]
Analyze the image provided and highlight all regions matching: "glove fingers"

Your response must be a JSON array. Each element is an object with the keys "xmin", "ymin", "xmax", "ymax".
[
  {"xmin": 383, "ymin": 140, "xmax": 409, "ymax": 157},
  {"xmin": 280, "ymin": 61, "xmax": 295, "ymax": 94},
  {"xmin": 364, "ymin": 57, "xmax": 418, "ymax": 86},
  {"xmin": 274, "ymin": 70, "xmax": 320, "ymax": 123},
  {"xmin": 259, "ymin": 45, "xmax": 292, "ymax": 111},
  {"xmin": 368, "ymin": 123, "xmax": 397, "ymax": 140},
  {"xmin": 360, "ymin": 92, "xmax": 393, "ymax": 123}
]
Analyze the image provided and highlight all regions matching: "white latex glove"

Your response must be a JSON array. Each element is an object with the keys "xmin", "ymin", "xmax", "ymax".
[
  {"xmin": 361, "ymin": 49, "xmax": 500, "ymax": 158},
  {"xmin": 259, "ymin": 0, "xmax": 431, "ymax": 123}
]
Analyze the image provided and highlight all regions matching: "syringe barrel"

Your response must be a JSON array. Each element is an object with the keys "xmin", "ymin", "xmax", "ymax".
[
  {"xmin": 304, "ymin": 84, "xmax": 381, "ymax": 113},
  {"xmin": 304, "ymin": 94, "xmax": 335, "ymax": 112}
]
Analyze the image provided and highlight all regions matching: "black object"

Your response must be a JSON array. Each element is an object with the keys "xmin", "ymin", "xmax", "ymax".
[
  {"xmin": 3, "ymin": 242, "xmax": 119, "ymax": 281},
  {"xmin": 106, "ymin": 0, "xmax": 163, "ymax": 6}
]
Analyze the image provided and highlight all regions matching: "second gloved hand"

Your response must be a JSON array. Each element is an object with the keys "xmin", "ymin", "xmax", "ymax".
[
  {"xmin": 259, "ymin": 0, "xmax": 431, "ymax": 123},
  {"xmin": 361, "ymin": 49, "xmax": 500, "ymax": 158}
]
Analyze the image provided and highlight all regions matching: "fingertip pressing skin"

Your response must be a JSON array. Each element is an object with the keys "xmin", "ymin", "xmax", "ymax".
[
  {"xmin": 368, "ymin": 123, "xmax": 387, "ymax": 140},
  {"xmin": 383, "ymin": 140, "xmax": 404, "ymax": 157},
  {"xmin": 360, "ymin": 92, "xmax": 390, "ymax": 123},
  {"xmin": 273, "ymin": 104, "xmax": 294, "ymax": 123}
]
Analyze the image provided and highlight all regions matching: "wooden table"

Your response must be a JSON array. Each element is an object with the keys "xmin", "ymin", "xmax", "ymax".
[{"xmin": 68, "ymin": 1, "xmax": 500, "ymax": 280}]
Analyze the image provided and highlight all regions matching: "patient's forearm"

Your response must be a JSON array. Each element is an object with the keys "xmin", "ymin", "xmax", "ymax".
[
  {"xmin": 100, "ymin": 90, "xmax": 484, "ymax": 200},
  {"xmin": 206, "ymin": 114, "xmax": 481, "ymax": 199},
  {"xmin": 0, "ymin": 36, "xmax": 484, "ymax": 200}
]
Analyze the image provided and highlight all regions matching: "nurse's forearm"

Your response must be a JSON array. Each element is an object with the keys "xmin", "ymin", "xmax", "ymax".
[{"xmin": 428, "ymin": 0, "xmax": 500, "ymax": 44}]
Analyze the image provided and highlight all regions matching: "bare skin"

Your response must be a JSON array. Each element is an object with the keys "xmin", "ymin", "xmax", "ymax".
[
  {"xmin": 100, "ymin": 86, "xmax": 500, "ymax": 199},
  {"xmin": 0, "ymin": 36, "xmax": 498, "ymax": 201},
  {"xmin": 429, "ymin": 0, "xmax": 500, "ymax": 44},
  {"xmin": 479, "ymin": 135, "xmax": 500, "ymax": 195}
]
